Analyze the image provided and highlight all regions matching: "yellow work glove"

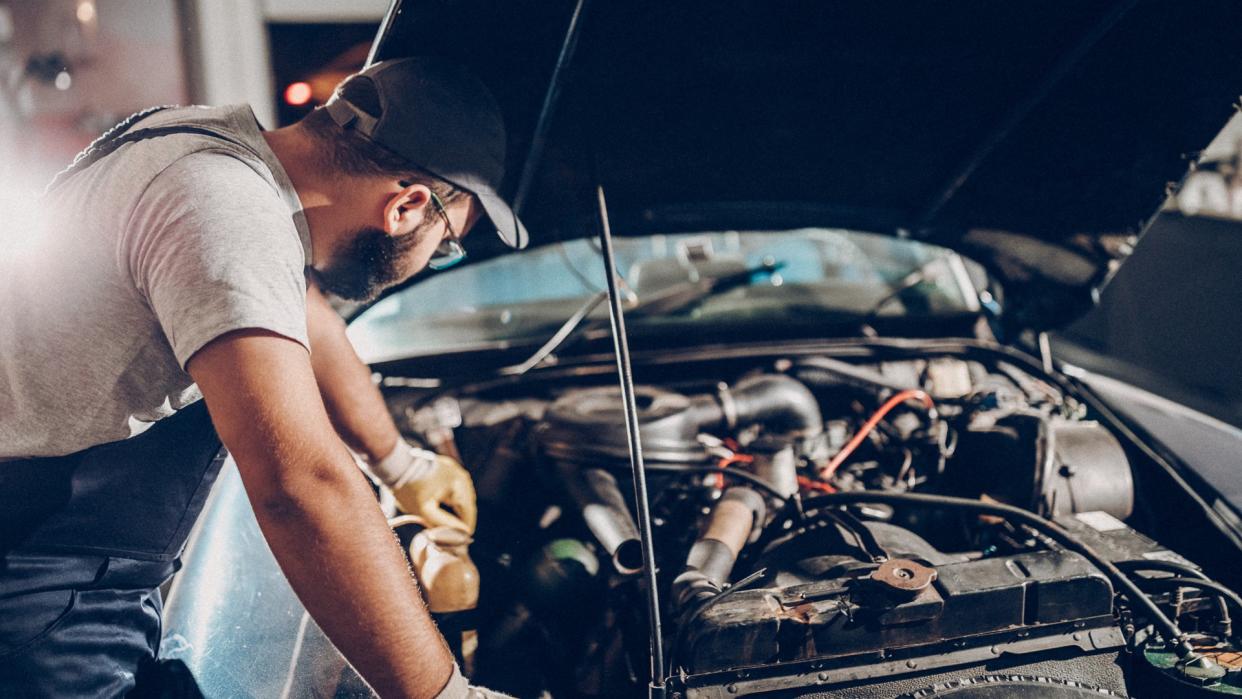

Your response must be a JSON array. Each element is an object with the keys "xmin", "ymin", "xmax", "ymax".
[{"xmin": 368, "ymin": 440, "xmax": 477, "ymax": 534}]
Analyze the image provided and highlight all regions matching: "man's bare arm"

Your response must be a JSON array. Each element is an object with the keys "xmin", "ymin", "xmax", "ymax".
[
  {"xmin": 304, "ymin": 283, "xmax": 478, "ymax": 532},
  {"xmin": 306, "ymin": 282, "xmax": 400, "ymax": 463},
  {"xmin": 188, "ymin": 329, "xmax": 454, "ymax": 698}
]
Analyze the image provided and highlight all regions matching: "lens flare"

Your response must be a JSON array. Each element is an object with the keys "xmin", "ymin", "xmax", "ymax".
[{"xmin": 0, "ymin": 180, "xmax": 46, "ymax": 266}]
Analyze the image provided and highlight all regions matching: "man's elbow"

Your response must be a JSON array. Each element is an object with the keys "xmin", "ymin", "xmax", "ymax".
[{"xmin": 244, "ymin": 455, "xmax": 371, "ymax": 523}]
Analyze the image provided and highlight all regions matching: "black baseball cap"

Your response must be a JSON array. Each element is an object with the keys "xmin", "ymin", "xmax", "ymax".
[{"xmin": 323, "ymin": 57, "xmax": 528, "ymax": 249}]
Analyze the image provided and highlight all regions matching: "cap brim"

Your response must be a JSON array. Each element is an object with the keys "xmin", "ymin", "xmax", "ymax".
[{"xmin": 475, "ymin": 186, "xmax": 529, "ymax": 249}]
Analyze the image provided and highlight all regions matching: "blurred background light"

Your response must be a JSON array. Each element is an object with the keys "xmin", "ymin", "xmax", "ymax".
[
  {"xmin": 75, "ymin": 0, "xmax": 96, "ymax": 25},
  {"xmin": 283, "ymin": 80, "xmax": 311, "ymax": 106}
]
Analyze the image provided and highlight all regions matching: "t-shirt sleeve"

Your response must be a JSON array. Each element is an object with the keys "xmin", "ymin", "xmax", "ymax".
[{"xmin": 124, "ymin": 151, "xmax": 310, "ymax": 369}]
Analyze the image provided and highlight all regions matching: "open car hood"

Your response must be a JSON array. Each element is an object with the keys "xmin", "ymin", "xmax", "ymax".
[{"xmin": 369, "ymin": 0, "xmax": 1242, "ymax": 331}]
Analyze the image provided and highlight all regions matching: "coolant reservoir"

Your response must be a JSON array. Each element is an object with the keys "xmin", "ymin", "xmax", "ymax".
[{"xmin": 410, "ymin": 526, "xmax": 480, "ymax": 672}]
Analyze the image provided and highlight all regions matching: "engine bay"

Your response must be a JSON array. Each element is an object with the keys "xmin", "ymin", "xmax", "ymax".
[{"xmin": 383, "ymin": 344, "xmax": 1242, "ymax": 698}]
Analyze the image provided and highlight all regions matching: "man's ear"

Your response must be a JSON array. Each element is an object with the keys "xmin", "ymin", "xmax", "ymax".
[{"xmin": 383, "ymin": 182, "xmax": 432, "ymax": 236}]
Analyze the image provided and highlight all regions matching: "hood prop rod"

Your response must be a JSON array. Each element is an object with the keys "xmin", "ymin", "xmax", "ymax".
[
  {"xmin": 512, "ymin": 0, "xmax": 590, "ymax": 216},
  {"xmin": 595, "ymin": 184, "xmax": 668, "ymax": 699}
]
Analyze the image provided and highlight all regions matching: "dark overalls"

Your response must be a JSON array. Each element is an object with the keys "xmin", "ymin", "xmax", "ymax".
[{"xmin": 0, "ymin": 111, "xmax": 266, "ymax": 697}]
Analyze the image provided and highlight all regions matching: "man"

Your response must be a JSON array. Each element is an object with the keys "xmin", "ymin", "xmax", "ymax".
[{"xmin": 0, "ymin": 58, "xmax": 522, "ymax": 697}]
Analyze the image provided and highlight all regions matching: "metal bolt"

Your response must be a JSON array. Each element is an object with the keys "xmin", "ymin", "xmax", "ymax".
[
  {"xmin": 906, "ymin": 660, "xmax": 918, "ymax": 669},
  {"xmin": 1072, "ymin": 632, "xmax": 1083, "ymax": 642},
  {"xmin": 817, "ymin": 672, "xmax": 829, "ymax": 682},
  {"xmin": 1172, "ymin": 587, "xmax": 1186, "ymax": 618},
  {"xmin": 990, "ymin": 645, "xmax": 1001, "ymax": 655},
  {"xmin": 726, "ymin": 684, "xmax": 738, "ymax": 694}
]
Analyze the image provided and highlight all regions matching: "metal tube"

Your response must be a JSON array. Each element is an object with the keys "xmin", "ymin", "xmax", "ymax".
[
  {"xmin": 364, "ymin": 0, "xmax": 404, "ymax": 67},
  {"xmin": 595, "ymin": 185, "xmax": 667, "ymax": 697},
  {"xmin": 512, "ymin": 0, "xmax": 590, "ymax": 215},
  {"xmin": 561, "ymin": 465, "xmax": 644, "ymax": 576}
]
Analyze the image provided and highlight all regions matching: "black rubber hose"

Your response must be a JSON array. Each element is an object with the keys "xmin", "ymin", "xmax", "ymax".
[
  {"xmin": 1122, "ymin": 569, "xmax": 1240, "ymax": 636},
  {"xmin": 792, "ymin": 356, "xmax": 913, "ymax": 394},
  {"xmin": 720, "ymin": 374, "xmax": 823, "ymax": 437},
  {"xmin": 1140, "ymin": 578, "xmax": 1242, "ymax": 623},
  {"xmin": 799, "ymin": 490, "xmax": 1195, "ymax": 658},
  {"xmin": 1116, "ymin": 559, "xmax": 1233, "ymax": 629},
  {"xmin": 1114, "ymin": 558, "xmax": 1210, "ymax": 581},
  {"xmin": 640, "ymin": 463, "xmax": 787, "ymax": 501},
  {"xmin": 673, "ymin": 487, "xmax": 766, "ymax": 609}
]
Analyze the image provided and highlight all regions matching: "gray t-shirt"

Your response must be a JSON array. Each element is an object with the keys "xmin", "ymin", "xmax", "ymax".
[{"xmin": 0, "ymin": 105, "xmax": 312, "ymax": 459}]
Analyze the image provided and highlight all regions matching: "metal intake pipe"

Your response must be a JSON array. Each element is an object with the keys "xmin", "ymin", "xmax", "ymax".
[{"xmin": 562, "ymin": 464, "xmax": 645, "ymax": 576}]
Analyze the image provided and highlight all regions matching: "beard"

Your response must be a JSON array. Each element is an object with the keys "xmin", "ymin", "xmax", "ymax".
[{"xmin": 309, "ymin": 224, "xmax": 427, "ymax": 302}]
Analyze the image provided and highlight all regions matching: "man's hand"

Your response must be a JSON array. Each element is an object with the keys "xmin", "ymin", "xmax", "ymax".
[
  {"xmin": 187, "ymin": 329, "xmax": 455, "ymax": 698},
  {"xmin": 370, "ymin": 443, "xmax": 477, "ymax": 533}
]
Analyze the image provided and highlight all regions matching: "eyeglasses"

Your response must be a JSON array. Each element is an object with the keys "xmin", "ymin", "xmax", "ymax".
[
  {"xmin": 427, "ymin": 191, "xmax": 466, "ymax": 270},
  {"xmin": 401, "ymin": 180, "xmax": 466, "ymax": 270}
]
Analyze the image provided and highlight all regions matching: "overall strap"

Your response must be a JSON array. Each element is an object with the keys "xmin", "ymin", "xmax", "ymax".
[{"xmin": 46, "ymin": 105, "xmax": 265, "ymax": 192}]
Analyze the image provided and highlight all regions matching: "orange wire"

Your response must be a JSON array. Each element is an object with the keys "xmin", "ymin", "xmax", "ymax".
[
  {"xmin": 714, "ymin": 453, "xmax": 754, "ymax": 489},
  {"xmin": 819, "ymin": 389, "xmax": 935, "ymax": 480},
  {"xmin": 797, "ymin": 475, "xmax": 836, "ymax": 493}
]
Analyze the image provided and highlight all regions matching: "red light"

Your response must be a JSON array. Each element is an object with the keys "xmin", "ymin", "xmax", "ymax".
[{"xmin": 284, "ymin": 82, "xmax": 312, "ymax": 106}]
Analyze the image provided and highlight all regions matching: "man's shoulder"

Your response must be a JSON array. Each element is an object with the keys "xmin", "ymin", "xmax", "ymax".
[{"xmin": 139, "ymin": 152, "xmax": 288, "ymax": 232}]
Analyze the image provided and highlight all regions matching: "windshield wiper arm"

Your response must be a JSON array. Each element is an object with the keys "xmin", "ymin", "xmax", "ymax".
[
  {"xmin": 858, "ymin": 259, "xmax": 945, "ymax": 331},
  {"xmin": 501, "ymin": 259, "xmax": 783, "ymax": 376},
  {"xmin": 501, "ymin": 290, "xmax": 609, "ymax": 376}
]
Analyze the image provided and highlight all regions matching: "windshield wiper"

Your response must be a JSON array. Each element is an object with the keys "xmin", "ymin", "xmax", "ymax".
[
  {"xmin": 501, "ymin": 259, "xmax": 784, "ymax": 376},
  {"xmin": 502, "ymin": 289, "xmax": 609, "ymax": 375},
  {"xmin": 858, "ymin": 258, "xmax": 946, "ymax": 332}
]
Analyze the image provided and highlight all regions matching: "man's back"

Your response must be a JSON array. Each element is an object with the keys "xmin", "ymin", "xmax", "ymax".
[{"xmin": 0, "ymin": 105, "xmax": 311, "ymax": 459}]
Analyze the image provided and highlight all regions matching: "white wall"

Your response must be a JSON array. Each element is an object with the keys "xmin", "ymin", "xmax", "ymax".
[
  {"xmin": 184, "ymin": 0, "xmax": 388, "ymax": 127},
  {"xmin": 261, "ymin": 0, "xmax": 389, "ymax": 23}
]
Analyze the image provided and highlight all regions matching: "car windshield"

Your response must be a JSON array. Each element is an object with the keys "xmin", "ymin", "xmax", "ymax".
[{"xmin": 347, "ymin": 228, "xmax": 983, "ymax": 363}]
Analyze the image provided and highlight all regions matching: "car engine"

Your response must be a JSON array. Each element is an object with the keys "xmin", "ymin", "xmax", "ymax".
[{"xmin": 386, "ymin": 348, "xmax": 1242, "ymax": 698}]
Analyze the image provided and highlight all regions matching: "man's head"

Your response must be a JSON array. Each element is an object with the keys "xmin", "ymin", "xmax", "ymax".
[{"xmin": 287, "ymin": 58, "xmax": 526, "ymax": 302}]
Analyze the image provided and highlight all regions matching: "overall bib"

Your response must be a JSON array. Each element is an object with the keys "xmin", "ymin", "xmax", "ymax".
[{"xmin": 0, "ymin": 110, "xmax": 266, "ymax": 697}]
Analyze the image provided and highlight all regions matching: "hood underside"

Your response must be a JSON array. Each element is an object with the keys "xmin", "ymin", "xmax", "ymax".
[{"xmin": 371, "ymin": 0, "xmax": 1242, "ymax": 330}]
